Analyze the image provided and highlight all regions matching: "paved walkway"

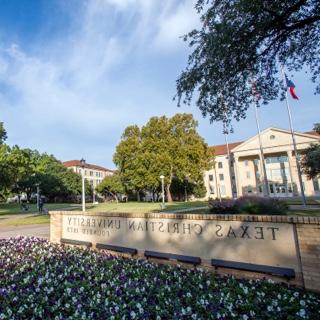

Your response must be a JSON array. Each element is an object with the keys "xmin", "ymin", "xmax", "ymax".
[
  {"xmin": 288, "ymin": 205, "xmax": 320, "ymax": 210},
  {"xmin": 166, "ymin": 206, "xmax": 208, "ymax": 213},
  {"xmin": 0, "ymin": 224, "xmax": 49, "ymax": 239}
]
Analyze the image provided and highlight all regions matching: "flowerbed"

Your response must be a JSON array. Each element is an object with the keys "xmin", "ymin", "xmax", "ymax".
[
  {"xmin": 209, "ymin": 196, "xmax": 288, "ymax": 215},
  {"xmin": 0, "ymin": 237, "xmax": 319, "ymax": 319}
]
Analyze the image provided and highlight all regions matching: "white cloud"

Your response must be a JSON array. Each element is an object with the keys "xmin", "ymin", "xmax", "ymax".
[
  {"xmin": 0, "ymin": 0, "xmax": 199, "ymax": 166},
  {"xmin": 154, "ymin": 1, "xmax": 200, "ymax": 51}
]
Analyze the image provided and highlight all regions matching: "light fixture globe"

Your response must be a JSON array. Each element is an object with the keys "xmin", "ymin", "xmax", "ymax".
[{"xmin": 80, "ymin": 158, "xmax": 86, "ymax": 168}]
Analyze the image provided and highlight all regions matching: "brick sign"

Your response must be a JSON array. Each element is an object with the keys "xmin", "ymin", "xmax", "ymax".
[{"xmin": 60, "ymin": 213, "xmax": 300, "ymax": 271}]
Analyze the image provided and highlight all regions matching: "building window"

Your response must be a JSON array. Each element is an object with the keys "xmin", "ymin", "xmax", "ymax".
[
  {"xmin": 90, "ymin": 171, "xmax": 93, "ymax": 176},
  {"xmin": 218, "ymin": 162, "xmax": 223, "ymax": 169},
  {"xmin": 245, "ymin": 185, "xmax": 252, "ymax": 194},
  {"xmin": 209, "ymin": 174, "xmax": 214, "ymax": 181},
  {"xmin": 220, "ymin": 185, "xmax": 226, "ymax": 195},
  {"xmin": 246, "ymin": 171, "xmax": 251, "ymax": 179},
  {"xmin": 266, "ymin": 155, "xmax": 288, "ymax": 164},
  {"xmin": 219, "ymin": 174, "xmax": 224, "ymax": 181},
  {"xmin": 209, "ymin": 185, "xmax": 215, "ymax": 194},
  {"xmin": 270, "ymin": 135, "xmax": 275, "ymax": 140},
  {"xmin": 85, "ymin": 170, "xmax": 87, "ymax": 175},
  {"xmin": 244, "ymin": 160, "xmax": 249, "ymax": 166},
  {"xmin": 313, "ymin": 179, "xmax": 320, "ymax": 191}
]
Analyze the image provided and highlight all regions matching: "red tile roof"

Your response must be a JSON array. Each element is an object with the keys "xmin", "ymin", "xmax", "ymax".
[
  {"xmin": 62, "ymin": 160, "xmax": 114, "ymax": 173},
  {"xmin": 210, "ymin": 130, "xmax": 319, "ymax": 157},
  {"xmin": 304, "ymin": 130, "xmax": 320, "ymax": 137},
  {"xmin": 210, "ymin": 141, "xmax": 243, "ymax": 156}
]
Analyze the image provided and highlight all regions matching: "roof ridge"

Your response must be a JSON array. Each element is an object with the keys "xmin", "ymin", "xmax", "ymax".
[{"xmin": 62, "ymin": 160, "xmax": 114, "ymax": 172}]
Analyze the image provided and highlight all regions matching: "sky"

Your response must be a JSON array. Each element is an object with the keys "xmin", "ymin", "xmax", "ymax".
[{"xmin": 0, "ymin": 0, "xmax": 319, "ymax": 170}]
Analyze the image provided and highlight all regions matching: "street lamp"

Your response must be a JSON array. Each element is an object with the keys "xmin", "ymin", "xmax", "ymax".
[
  {"xmin": 160, "ymin": 175, "xmax": 165, "ymax": 208},
  {"xmin": 80, "ymin": 158, "xmax": 86, "ymax": 212},
  {"xmin": 35, "ymin": 183, "xmax": 40, "ymax": 211}
]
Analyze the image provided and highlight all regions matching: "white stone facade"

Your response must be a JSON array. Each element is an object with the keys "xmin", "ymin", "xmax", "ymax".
[
  {"xmin": 205, "ymin": 128, "xmax": 320, "ymax": 199},
  {"xmin": 63, "ymin": 160, "xmax": 114, "ymax": 189}
]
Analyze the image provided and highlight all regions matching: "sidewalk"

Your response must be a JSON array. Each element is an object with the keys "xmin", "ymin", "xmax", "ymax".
[
  {"xmin": 0, "ymin": 224, "xmax": 49, "ymax": 239},
  {"xmin": 165, "ymin": 206, "xmax": 208, "ymax": 213}
]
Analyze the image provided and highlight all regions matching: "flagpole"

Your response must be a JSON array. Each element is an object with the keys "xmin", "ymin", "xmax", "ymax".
[
  {"xmin": 281, "ymin": 67, "xmax": 307, "ymax": 206},
  {"xmin": 253, "ymin": 101, "xmax": 270, "ymax": 197},
  {"xmin": 223, "ymin": 119, "xmax": 236, "ymax": 199}
]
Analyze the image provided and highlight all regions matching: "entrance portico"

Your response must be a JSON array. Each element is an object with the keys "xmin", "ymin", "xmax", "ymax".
[{"xmin": 205, "ymin": 128, "xmax": 320, "ymax": 199}]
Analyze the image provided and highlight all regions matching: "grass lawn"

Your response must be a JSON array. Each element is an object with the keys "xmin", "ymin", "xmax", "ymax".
[
  {"xmin": 284, "ymin": 199, "xmax": 320, "ymax": 205},
  {"xmin": 0, "ymin": 214, "xmax": 50, "ymax": 226},
  {"xmin": 1, "ymin": 200, "xmax": 319, "ymax": 227},
  {"xmin": 87, "ymin": 201, "xmax": 208, "ymax": 213},
  {"xmin": 286, "ymin": 209, "xmax": 320, "ymax": 216},
  {"xmin": 0, "ymin": 203, "xmax": 80, "ymax": 216},
  {"xmin": 0, "ymin": 201, "xmax": 207, "ymax": 226}
]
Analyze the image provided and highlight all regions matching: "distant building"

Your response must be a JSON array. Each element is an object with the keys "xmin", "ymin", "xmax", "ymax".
[
  {"xmin": 205, "ymin": 127, "xmax": 320, "ymax": 199},
  {"xmin": 63, "ymin": 160, "xmax": 114, "ymax": 189}
]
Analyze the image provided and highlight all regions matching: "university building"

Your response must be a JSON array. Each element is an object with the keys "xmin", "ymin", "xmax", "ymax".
[
  {"xmin": 204, "ymin": 127, "xmax": 320, "ymax": 199},
  {"xmin": 63, "ymin": 160, "xmax": 114, "ymax": 189}
]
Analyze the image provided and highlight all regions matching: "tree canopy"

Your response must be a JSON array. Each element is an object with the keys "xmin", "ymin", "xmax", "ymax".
[
  {"xmin": 176, "ymin": 1, "xmax": 320, "ymax": 125},
  {"xmin": 301, "ymin": 123, "xmax": 320, "ymax": 179},
  {"xmin": 0, "ymin": 145, "xmax": 87, "ymax": 202},
  {"xmin": 0, "ymin": 122, "xmax": 7, "ymax": 145},
  {"xmin": 96, "ymin": 174, "xmax": 125, "ymax": 202},
  {"xmin": 114, "ymin": 113, "xmax": 211, "ymax": 202}
]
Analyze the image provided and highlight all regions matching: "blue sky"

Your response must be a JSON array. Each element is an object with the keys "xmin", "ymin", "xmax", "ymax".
[{"xmin": 0, "ymin": 0, "xmax": 319, "ymax": 169}]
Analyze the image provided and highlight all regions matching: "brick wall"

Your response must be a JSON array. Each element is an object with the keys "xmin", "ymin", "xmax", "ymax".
[
  {"xmin": 50, "ymin": 211, "xmax": 320, "ymax": 292},
  {"xmin": 296, "ymin": 223, "xmax": 320, "ymax": 292},
  {"xmin": 50, "ymin": 212, "xmax": 63, "ymax": 243}
]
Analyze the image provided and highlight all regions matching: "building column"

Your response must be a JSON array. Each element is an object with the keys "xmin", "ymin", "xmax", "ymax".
[
  {"xmin": 233, "ymin": 156, "xmax": 241, "ymax": 197},
  {"xmin": 287, "ymin": 150, "xmax": 300, "ymax": 196},
  {"xmin": 286, "ymin": 151, "xmax": 295, "ymax": 196}
]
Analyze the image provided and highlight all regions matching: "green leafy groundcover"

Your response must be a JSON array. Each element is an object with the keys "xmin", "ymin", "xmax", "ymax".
[{"xmin": 0, "ymin": 238, "xmax": 319, "ymax": 319}]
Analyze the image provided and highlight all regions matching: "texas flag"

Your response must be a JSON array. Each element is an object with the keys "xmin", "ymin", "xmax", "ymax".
[{"xmin": 285, "ymin": 73, "xmax": 299, "ymax": 100}]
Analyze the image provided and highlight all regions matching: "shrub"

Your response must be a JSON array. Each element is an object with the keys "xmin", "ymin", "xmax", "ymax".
[
  {"xmin": 235, "ymin": 196, "xmax": 288, "ymax": 215},
  {"xmin": 208, "ymin": 199, "xmax": 238, "ymax": 214},
  {"xmin": 209, "ymin": 196, "xmax": 288, "ymax": 215}
]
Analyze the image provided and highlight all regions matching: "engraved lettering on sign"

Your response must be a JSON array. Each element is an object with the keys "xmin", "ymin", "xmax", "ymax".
[{"xmin": 61, "ymin": 214, "xmax": 299, "ymax": 271}]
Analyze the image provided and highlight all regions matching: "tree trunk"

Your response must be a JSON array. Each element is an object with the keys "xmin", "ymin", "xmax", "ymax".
[
  {"xmin": 166, "ymin": 184, "xmax": 172, "ymax": 202},
  {"xmin": 137, "ymin": 191, "xmax": 140, "ymax": 202}
]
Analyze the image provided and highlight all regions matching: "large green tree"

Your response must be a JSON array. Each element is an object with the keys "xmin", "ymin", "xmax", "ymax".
[
  {"xmin": 96, "ymin": 174, "xmax": 125, "ymax": 202},
  {"xmin": 176, "ymin": 1, "xmax": 320, "ymax": 125},
  {"xmin": 0, "ymin": 145, "xmax": 86, "ymax": 202},
  {"xmin": 301, "ymin": 123, "xmax": 320, "ymax": 179},
  {"xmin": 0, "ymin": 146, "xmax": 36, "ymax": 201},
  {"xmin": 114, "ymin": 113, "xmax": 211, "ymax": 202},
  {"xmin": 113, "ymin": 125, "xmax": 146, "ymax": 201}
]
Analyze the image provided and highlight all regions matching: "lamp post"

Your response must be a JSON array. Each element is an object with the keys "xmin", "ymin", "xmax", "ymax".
[
  {"xmin": 184, "ymin": 177, "xmax": 189, "ymax": 202},
  {"xmin": 92, "ymin": 185, "xmax": 96, "ymax": 204},
  {"xmin": 36, "ymin": 183, "xmax": 40, "ymax": 211},
  {"xmin": 80, "ymin": 158, "xmax": 86, "ymax": 212},
  {"xmin": 160, "ymin": 175, "xmax": 165, "ymax": 208}
]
